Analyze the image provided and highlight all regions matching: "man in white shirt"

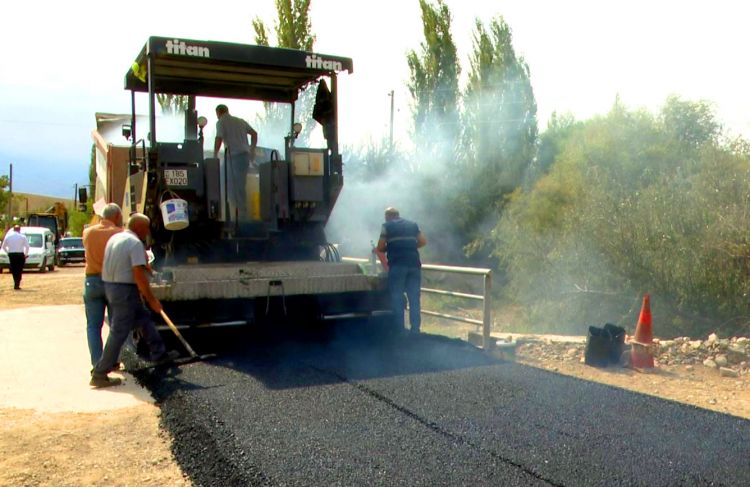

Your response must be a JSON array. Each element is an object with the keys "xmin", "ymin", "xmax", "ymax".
[
  {"xmin": 90, "ymin": 213, "xmax": 172, "ymax": 388},
  {"xmin": 213, "ymin": 104, "xmax": 258, "ymax": 223},
  {"xmin": 2, "ymin": 225, "xmax": 30, "ymax": 290}
]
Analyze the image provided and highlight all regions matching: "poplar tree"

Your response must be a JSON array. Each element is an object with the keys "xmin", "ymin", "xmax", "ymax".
[
  {"xmin": 459, "ymin": 16, "xmax": 538, "ymax": 259},
  {"xmin": 463, "ymin": 17, "xmax": 537, "ymax": 191},
  {"xmin": 156, "ymin": 94, "xmax": 188, "ymax": 115},
  {"xmin": 253, "ymin": 0, "xmax": 317, "ymax": 145},
  {"xmin": 406, "ymin": 0, "xmax": 461, "ymax": 169}
]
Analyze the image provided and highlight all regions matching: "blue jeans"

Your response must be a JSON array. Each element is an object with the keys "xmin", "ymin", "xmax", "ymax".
[
  {"xmin": 84, "ymin": 275, "xmax": 110, "ymax": 366},
  {"xmin": 388, "ymin": 265, "xmax": 421, "ymax": 332},
  {"xmin": 227, "ymin": 151, "xmax": 251, "ymax": 222},
  {"xmin": 93, "ymin": 283, "xmax": 166, "ymax": 375}
]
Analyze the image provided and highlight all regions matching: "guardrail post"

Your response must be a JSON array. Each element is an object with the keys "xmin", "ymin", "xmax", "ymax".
[{"xmin": 483, "ymin": 271, "xmax": 493, "ymax": 350}]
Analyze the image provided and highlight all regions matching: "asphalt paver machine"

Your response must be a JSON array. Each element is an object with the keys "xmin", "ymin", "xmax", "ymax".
[{"xmin": 120, "ymin": 36, "xmax": 388, "ymax": 330}]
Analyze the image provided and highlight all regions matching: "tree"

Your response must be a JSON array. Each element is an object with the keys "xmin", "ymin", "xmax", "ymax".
[
  {"xmin": 253, "ymin": 0, "xmax": 317, "ymax": 145},
  {"xmin": 400, "ymin": 0, "xmax": 468, "ymax": 262},
  {"xmin": 660, "ymin": 95, "xmax": 720, "ymax": 151},
  {"xmin": 406, "ymin": 0, "xmax": 461, "ymax": 170},
  {"xmin": 0, "ymin": 175, "xmax": 10, "ymax": 223},
  {"xmin": 457, "ymin": 16, "xmax": 538, "ymax": 261},
  {"xmin": 89, "ymin": 145, "xmax": 97, "ymax": 201},
  {"xmin": 463, "ymin": 18, "xmax": 537, "ymax": 181},
  {"xmin": 156, "ymin": 94, "xmax": 188, "ymax": 115},
  {"xmin": 344, "ymin": 137, "xmax": 402, "ymax": 182},
  {"xmin": 493, "ymin": 97, "xmax": 750, "ymax": 337},
  {"xmin": 528, "ymin": 112, "xmax": 577, "ymax": 184}
]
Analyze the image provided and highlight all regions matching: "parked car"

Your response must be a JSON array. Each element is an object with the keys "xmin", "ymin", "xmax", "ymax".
[
  {"xmin": 58, "ymin": 237, "xmax": 86, "ymax": 266},
  {"xmin": 0, "ymin": 226, "xmax": 57, "ymax": 273}
]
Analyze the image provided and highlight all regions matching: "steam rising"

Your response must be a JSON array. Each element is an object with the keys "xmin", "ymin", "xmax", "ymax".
[{"xmin": 326, "ymin": 96, "xmax": 530, "ymax": 264}]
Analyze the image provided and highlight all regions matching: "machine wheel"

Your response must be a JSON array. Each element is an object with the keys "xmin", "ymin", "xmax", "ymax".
[
  {"xmin": 59, "ymin": 260, "xmax": 66, "ymax": 267},
  {"xmin": 40, "ymin": 258, "xmax": 48, "ymax": 273}
]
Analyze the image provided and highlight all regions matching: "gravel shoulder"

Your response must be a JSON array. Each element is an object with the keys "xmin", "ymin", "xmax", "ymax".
[
  {"xmin": 424, "ymin": 321, "xmax": 750, "ymax": 420},
  {"xmin": 514, "ymin": 338, "xmax": 750, "ymax": 420},
  {"xmin": 0, "ymin": 266, "xmax": 189, "ymax": 487}
]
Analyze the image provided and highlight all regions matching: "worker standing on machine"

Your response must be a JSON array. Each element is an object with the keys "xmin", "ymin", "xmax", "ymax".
[
  {"xmin": 213, "ymin": 104, "xmax": 258, "ymax": 223},
  {"xmin": 376, "ymin": 207, "xmax": 427, "ymax": 335}
]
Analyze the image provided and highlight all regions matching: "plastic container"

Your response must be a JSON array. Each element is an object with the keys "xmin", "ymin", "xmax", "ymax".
[
  {"xmin": 246, "ymin": 173, "xmax": 261, "ymax": 221},
  {"xmin": 159, "ymin": 192, "xmax": 189, "ymax": 231}
]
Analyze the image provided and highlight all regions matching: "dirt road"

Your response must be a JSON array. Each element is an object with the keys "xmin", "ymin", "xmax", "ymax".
[{"xmin": 0, "ymin": 266, "xmax": 190, "ymax": 487}]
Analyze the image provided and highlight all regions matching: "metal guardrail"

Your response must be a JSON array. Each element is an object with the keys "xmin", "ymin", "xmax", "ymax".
[{"xmin": 342, "ymin": 257, "xmax": 493, "ymax": 349}]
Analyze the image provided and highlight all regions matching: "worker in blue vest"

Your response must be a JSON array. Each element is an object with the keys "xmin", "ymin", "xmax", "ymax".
[{"xmin": 376, "ymin": 207, "xmax": 427, "ymax": 334}]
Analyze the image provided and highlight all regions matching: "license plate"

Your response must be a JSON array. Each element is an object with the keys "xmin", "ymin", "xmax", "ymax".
[{"xmin": 164, "ymin": 169, "xmax": 188, "ymax": 186}]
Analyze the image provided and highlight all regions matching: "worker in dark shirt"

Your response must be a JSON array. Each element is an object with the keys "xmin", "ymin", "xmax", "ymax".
[{"xmin": 376, "ymin": 207, "xmax": 427, "ymax": 334}]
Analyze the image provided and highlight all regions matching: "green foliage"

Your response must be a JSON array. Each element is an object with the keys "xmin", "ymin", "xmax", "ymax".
[
  {"xmin": 660, "ymin": 95, "xmax": 720, "ymax": 150},
  {"xmin": 273, "ymin": 0, "xmax": 315, "ymax": 50},
  {"xmin": 156, "ymin": 94, "xmax": 188, "ymax": 114},
  {"xmin": 457, "ymin": 16, "xmax": 538, "ymax": 261},
  {"xmin": 0, "ymin": 175, "xmax": 9, "ymax": 218},
  {"xmin": 344, "ymin": 138, "xmax": 401, "ymax": 182},
  {"xmin": 494, "ymin": 97, "xmax": 750, "ymax": 337},
  {"xmin": 463, "ymin": 18, "xmax": 537, "ymax": 185},
  {"xmin": 253, "ymin": 0, "xmax": 316, "ymax": 145},
  {"xmin": 530, "ymin": 112, "xmax": 579, "ymax": 183},
  {"xmin": 67, "ymin": 207, "xmax": 92, "ymax": 237},
  {"xmin": 407, "ymin": 0, "xmax": 461, "ymax": 167},
  {"xmin": 252, "ymin": 18, "xmax": 270, "ymax": 47},
  {"xmin": 89, "ymin": 144, "xmax": 97, "ymax": 199}
]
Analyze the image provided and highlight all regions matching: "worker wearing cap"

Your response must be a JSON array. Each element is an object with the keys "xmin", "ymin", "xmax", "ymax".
[
  {"xmin": 213, "ymin": 104, "xmax": 258, "ymax": 223},
  {"xmin": 2, "ymin": 225, "xmax": 29, "ymax": 290},
  {"xmin": 90, "ymin": 213, "xmax": 171, "ymax": 388},
  {"xmin": 376, "ymin": 207, "xmax": 427, "ymax": 334},
  {"xmin": 82, "ymin": 203, "xmax": 123, "ymax": 366}
]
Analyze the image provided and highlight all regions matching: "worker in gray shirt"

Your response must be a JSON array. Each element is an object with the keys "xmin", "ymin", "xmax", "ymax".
[
  {"xmin": 90, "ymin": 213, "xmax": 172, "ymax": 388},
  {"xmin": 213, "ymin": 104, "xmax": 258, "ymax": 223}
]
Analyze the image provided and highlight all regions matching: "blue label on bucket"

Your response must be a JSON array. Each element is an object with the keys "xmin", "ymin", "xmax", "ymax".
[{"xmin": 167, "ymin": 203, "xmax": 175, "ymax": 212}]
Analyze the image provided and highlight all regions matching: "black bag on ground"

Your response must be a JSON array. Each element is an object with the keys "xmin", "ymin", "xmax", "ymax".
[
  {"xmin": 585, "ymin": 323, "xmax": 626, "ymax": 367},
  {"xmin": 603, "ymin": 323, "xmax": 626, "ymax": 363}
]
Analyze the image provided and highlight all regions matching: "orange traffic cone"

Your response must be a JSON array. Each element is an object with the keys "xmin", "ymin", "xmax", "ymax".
[{"xmin": 630, "ymin": 294, "xmax": 655, "ymax": 368}]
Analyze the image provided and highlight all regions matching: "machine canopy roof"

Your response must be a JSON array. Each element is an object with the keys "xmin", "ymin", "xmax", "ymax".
[{"xmin": 125, "ymin": 36, "xmax": 353, "ymax": 103}]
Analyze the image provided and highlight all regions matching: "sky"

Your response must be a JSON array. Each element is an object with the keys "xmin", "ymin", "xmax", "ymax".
[{"xmin": 1, "ymin": 0, "xmax": 748, "ymax": 197}]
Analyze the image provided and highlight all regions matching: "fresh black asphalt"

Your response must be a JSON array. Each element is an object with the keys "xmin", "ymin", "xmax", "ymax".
[{"xmin": 134, "ymin": 324, "xmax": 750, "ymax": 486}]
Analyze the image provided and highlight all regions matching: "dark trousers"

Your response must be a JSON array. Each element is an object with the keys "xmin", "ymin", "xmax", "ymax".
[
  {"xmin": 388, "ymin": 265, "xmax": 422, "ymax": 332},
  {"xmin": 92, "ymin": 283, "xmax": 166, "ymax": 375},
  {"xmin": 8, "ymin": 253, "xmax": 25, "ymax": 288}
]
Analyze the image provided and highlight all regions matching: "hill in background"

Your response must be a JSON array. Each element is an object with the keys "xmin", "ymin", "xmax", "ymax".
[{"xmin": 9, "ymin": 193, "xmax": 75, "ymax": 218}]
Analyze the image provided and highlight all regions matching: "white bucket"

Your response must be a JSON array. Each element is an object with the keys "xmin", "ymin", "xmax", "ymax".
[{"xmin": 160, "ymin": 197, "xmax": 189, "ymax": 231}]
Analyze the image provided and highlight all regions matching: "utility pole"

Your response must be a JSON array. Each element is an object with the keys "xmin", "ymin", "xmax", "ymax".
[
  {"xmin": 73, "ymin": 183, "xmax": 78, "ymax": 209},
  {"xmin": 388, "ymin": 90, "xmax": 395, "ymax": 151}
]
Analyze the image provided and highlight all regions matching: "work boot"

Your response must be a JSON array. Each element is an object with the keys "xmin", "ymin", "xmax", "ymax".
[
  {"xmin": 90, "ymin": 374, "xmax": 123, "ymax": 388},
  {"xmin": 106, "ymin": 362, "xmax": 125, "ymax": 373},
  {"xmin": 151, "ymin": 350, "xmax": 180, "ymax": 366}
]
